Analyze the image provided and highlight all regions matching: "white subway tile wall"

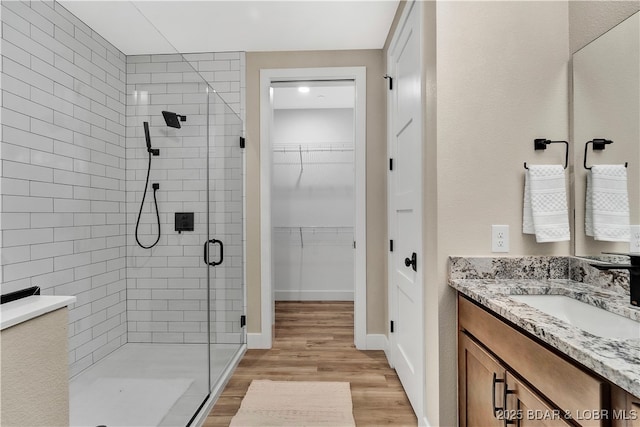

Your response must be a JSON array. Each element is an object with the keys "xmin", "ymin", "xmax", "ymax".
[
  {"xmin": 1, "ymin": 1, "xmax": 128, "ymax": 377},
  {"xmin": 126, "ymin": 53, "xmax": 244, "ymax": 345},
  {"xmin": 2, "ymin": 1, "xmax": 246, "ymax": 376}
]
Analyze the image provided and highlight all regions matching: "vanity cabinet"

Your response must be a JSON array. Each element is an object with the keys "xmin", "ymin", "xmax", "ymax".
[
  {"xmin": 612, "ymin": 386, "xmax": 640, "ymax": 427},
  {"xmin": 458, "ymin": 294, "xmax": 610, "ymax": 427},
  {"xmin": 459, "ymin": 332, "xmax": 505, "ymax": 427},
  {"xmin": 505, "ymin": 373, "xmax": 572, "ymax": 427},
  {"xmin": 1, "ymin": 296, "xmax": 75, "ymax": 427},
  {"xmin": 459, "ymin": 332, "xmax": 570, "ymax": 427}
]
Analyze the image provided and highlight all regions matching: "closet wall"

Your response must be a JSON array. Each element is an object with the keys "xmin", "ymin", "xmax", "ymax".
[{"xmin": 272, "ymin": 104, "xmax": 355, "ymax": 301}]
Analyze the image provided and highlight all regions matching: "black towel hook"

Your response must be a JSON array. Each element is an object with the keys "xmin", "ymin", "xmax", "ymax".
[
  {"xmin": 524, "ymin": 139, "xmax": 568, "ymax": 170},
  {"xmin": 583, "ymin": 139, "xmax": 628, "ymax": 169}
]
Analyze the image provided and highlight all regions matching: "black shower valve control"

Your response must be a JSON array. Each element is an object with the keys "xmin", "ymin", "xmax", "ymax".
[
  {"xmin": 152, "ymin": 183, "xmax": 160, "ymax": 190},
  {"xmin": 149, "ymin": 148, "xmax": 160, "ymax": 156}
]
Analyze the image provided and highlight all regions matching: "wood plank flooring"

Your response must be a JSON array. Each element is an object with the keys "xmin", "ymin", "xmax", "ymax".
[{"xmin": 203, "ymin": 301, "xmax": 418, "ymax": 426}]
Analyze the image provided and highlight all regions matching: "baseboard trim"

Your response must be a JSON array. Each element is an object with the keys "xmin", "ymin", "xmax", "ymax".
[
  {"xmin": 274, "ymin": 290, "xmax": 354, "ymax": 301},
  {"xmin": 247, "ymin": 332, "xmax": 271, "ymax": 349},
  {"xmin": 365, "ymin": 332, "xmax": 390, "ymax": 357},
  {"xmin": 366, "ymin": 333, "xmax": 392, "ymax": 367}
]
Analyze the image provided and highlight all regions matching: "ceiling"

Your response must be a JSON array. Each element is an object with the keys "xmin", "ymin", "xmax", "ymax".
[
  {"xmin": 273, "ymin": 82, "xmax": 355, "ymax": 109},
  {"xmin": 59, "ymin": 1, "xmax": 400, "ymax": 55}
]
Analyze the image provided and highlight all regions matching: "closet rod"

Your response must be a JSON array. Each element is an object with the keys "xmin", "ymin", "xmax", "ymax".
[
  {"xmin": 273, "ymin": 226, "xmax": 354, "ymax": 231},
  {"xmin": 273, "ymin": 147, "xmax": 354, "ymax": 153}
]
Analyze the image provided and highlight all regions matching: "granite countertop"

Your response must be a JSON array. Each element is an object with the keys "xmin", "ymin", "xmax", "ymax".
[{"xmin": 449, "ymin": 278, "xmax": 640, "ymax": 398}]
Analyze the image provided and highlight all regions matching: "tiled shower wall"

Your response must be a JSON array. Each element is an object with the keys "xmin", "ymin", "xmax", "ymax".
[
  {"xmin": 2, "ymin": 1, "xmax": 245, "ymax": 375},
  {"xmin": 0, "ymin": 1, "xmax": 128, "ymax": 376},
  {"xmin": 125, "ymin": 53, "xmax": 245, "ymax": 344}
]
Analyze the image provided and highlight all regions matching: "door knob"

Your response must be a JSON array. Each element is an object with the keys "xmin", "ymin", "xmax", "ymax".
[{"xmin": 404, "ymin": 252, "xmax": 417, "ymax": 272}]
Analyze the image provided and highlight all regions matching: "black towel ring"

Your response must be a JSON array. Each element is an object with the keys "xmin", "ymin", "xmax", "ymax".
[
  {"xmin": 584, "ymin": 139, "xmax": 628, "ymax": 170},
  {"xmin": 524, "ymin": 139, "xmax": 568, "ymax": 170}
]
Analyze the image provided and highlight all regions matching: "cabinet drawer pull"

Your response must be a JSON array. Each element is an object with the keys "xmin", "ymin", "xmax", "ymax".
[
  {"xmin": 503, "ymin": 382, "xmax": 516, "ymax": 426},
  {"xmin": 492, "ymin": 373, "xmax": 505, "ymax": 417}
]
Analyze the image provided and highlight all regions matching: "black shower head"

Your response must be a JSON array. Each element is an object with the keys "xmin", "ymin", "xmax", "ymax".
[{"xmin": 162, "ymin": 111, "xmax": 186, "ymax": 129}]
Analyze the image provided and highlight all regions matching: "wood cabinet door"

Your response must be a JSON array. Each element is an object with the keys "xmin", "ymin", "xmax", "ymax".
[
  {"xmin": 459, "ymin": 332, "xmax": 506, "ymax": 427},
  {"xmin": 505, "ymin": 373, "xmax": 572, "ymax": 427},
  {"xmin": 631, "ymin": 401, "xmax": 640, "ymax": 427},
  {"xmin": 611, "ymin": 386, "xmax": 640, "ymax": 427}
]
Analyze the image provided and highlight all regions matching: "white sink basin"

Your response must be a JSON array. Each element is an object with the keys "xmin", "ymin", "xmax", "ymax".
[{"xmin": 510, "ymin": 295, "xmax": 640, "ymax": 340}]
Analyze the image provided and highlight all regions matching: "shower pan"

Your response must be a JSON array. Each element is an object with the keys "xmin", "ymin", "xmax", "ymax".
[{"xmin": 69, "ymin": 80, "xmax": 245, "ymax": 426}]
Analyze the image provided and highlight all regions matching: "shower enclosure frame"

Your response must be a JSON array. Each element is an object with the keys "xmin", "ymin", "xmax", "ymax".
[{"xmin": 199, "ymin": 87, "xmax": 247, "ymax": 424}]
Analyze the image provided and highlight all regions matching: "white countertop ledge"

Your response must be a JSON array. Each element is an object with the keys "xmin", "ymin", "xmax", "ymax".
[{"xmin": 1, "ymin": 295, "xmax": 76, "ymax": 330}]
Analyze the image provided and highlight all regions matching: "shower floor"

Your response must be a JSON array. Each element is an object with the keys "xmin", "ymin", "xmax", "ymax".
[{"xmin": 70, "ymin": 343, "xmax": 239, "ymax": 427}]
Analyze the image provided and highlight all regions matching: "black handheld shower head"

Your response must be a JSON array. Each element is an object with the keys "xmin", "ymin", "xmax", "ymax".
[
  {"xmin": 143, "ymin": 121, "xmax": 151, "ymax": 150},
  {"xmin": 162, "ymin": 111, "xmax": 186, "ymax": 129},
  {"xmin": 142, "ymin": 121, "xmax": 159, "ymax": 156}
]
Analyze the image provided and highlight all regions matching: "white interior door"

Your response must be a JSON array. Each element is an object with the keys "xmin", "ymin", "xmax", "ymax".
[{"xmin": 388, "ymin": 0, "xmax": 424, "ymax": 419}]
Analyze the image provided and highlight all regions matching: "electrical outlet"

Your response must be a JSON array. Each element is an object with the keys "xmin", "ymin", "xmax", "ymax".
[
  {"xmin": 630, "ymin": 225, "xmax": 640, "ymax": 253},
  {"xmin": 492, "ymin": 225, "xmax": 509, "ymax": 253}
]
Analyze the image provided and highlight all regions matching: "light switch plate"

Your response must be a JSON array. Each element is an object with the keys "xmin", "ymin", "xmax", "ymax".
[
  {"xmin": 492, "ymin": 225, "xmax": 509, "ymax": 253},
  {"xmin": 630, "ymin": 225, "xmax": 640, "ymax": 253}
]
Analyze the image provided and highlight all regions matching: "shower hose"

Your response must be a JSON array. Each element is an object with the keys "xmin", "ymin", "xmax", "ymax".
[{"xmin": 135, "ymin": 151, "xmax": 161, "ymax": 249}]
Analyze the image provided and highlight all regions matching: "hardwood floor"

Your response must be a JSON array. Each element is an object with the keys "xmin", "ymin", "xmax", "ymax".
[{"xmin": 203, "ymin": 301, "xmax": 418, "ymax": 426}]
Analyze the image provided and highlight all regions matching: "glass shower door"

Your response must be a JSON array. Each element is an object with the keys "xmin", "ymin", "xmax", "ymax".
[{"xmin": 206, "ymin": 89, "xmax": 245, "ymax": 391}]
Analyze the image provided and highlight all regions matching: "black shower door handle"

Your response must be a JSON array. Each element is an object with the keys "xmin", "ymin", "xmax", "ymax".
[{"xmin": 204, "ymin": 239, "xmax": 224, "ymax": 266}]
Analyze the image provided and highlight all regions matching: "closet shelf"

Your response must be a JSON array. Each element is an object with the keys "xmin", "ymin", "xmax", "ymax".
[
  {"xmin": 273, "ymin": 226, "xmax": 354, "ymax": 248},
  {"xmin": 272, "ymin": 144, "xmax": 354, "ymax": 153},
  {"xmin": 273, "ymin": 226, "xmax": 354, "ymax": 233},
  {"xmin": 273, "ymin": 145, "xmax": 354, "ymax": 170}
]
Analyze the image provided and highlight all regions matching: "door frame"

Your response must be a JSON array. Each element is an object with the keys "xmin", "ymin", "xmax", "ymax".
[
  {"xmin": 257, "ymin": 66, "xmax": 367, "ymax": 349},
  {"xmin": 386, "ymin": 0, "xmax": 426, "ymax": 421}
]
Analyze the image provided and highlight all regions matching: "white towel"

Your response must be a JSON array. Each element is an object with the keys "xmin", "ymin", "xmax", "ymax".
[
  {"xmin": 585, "ymin": 165, "xmax": 630, "ymax": 242},
  {"xmin": 523, "ymin": 165, "xmax": 570, "ymax": 242}
]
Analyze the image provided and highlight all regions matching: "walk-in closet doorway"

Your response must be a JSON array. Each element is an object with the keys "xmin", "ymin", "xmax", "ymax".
[
  {"xmin": 258, "ymin": 68, "xmax": 367, "ymax": 349},
  {"xmin": 271, "ymin": 80, "xmax": 355, "ymax": 302}
]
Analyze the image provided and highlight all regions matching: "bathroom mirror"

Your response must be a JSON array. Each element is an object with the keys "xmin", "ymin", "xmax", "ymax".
[{"xmin": 572, "ymin": 11, "xmax": 640, "ymax": 257}]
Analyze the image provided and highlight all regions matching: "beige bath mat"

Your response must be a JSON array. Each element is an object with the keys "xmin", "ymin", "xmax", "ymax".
[{"xmin": 230, "ymin": 380, "xmax": 356, "ymax": 426}]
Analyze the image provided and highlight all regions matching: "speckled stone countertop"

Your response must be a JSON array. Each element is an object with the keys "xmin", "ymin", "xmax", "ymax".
[{"xmin": 449, "ymin": 257, "xmax": 640, "ymax": 398}]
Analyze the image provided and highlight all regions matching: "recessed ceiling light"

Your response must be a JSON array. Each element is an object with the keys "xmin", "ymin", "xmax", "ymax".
[{"xmin": 298, "ymin": 86, "xmax": 310, "ymax": 93}]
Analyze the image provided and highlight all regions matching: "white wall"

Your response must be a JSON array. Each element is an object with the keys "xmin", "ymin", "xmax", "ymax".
[
  {"xmin": 569, "ymin": 1, "xmax": 640, "ymax": 54},
  {"xmin": 272, "ymin": 108, "xmax": 354, "ymax": 227},
  {"xmin": 272, "ymin": 107, "xmax": 355, "ymax": 300},
  {"xmin": 1, "ymin": 1, "xmax": 128, "ymax": 377},
  {"xmin": 273, "ymin": 227, "xmax": 354, "ymax": 300}
]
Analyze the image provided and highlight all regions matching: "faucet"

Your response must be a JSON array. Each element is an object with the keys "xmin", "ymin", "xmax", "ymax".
[{"xmin": 590, "ymin": 252, "xmax": 640, "ymax": 307}]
